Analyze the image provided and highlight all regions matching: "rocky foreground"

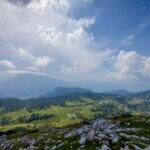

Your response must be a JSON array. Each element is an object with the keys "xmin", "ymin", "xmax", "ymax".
[{"xmin": 0, "ymin": 117, "xmax": 150, "ymax": 150}]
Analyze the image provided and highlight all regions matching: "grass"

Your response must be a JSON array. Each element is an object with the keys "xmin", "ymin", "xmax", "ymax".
[
  {"xmin": 0, "ymin": 98, "xmax": 96, "ymax": 131},
  {"xmin": 12, "ymin": 141, "xmax": 29, "ymax": 150},
  {"xmin": 0, "ymin": 97, "xmax": 150, "ymax": 132},
  {"xmin": 0, "ymin": 114, "xmax": 150, "ymax": 150}
]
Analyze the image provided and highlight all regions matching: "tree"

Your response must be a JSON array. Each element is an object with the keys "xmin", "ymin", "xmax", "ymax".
[{"xmin": 1, "ymin": 116, "xmax": 11, "ymax": 125}]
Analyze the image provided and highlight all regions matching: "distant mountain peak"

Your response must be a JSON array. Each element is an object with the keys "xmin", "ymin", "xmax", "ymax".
[
  {"xmin": 0, "ymin": 74, "xmax": 69, "ymax": 98},
  {"xmin": 133, "ymin": 90, "xmax": 150, "ymax": 99},
  {"xmin": 40, "ymin": 87, "xmax": 93, "ymax": 98},
  {"xmin": 106, "ymin": 89, "xmax": 132, "ymax": 97}
]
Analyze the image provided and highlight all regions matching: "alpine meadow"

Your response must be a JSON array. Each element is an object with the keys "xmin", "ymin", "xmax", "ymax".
[{"xmin": 0, "ymin": 0, "xmax": 150, "ymax": 150}]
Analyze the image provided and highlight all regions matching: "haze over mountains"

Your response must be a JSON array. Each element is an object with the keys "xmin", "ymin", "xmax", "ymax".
[
  {"xmin": 0, "ymin": 85, "xmax": 150, "ymax": 126},
  {"xmin": 0, "ymin": 73, "xmax": 150, "ymax": 99},
  {"xmin": 106, "ymin": 89, "xmax": 133, "ymax": 97},
  {"xmin": 40, "ymin": 87, "xmax": 93, "ymax": 98},
  {"xmin": 0, "ymin": 74, "xmax": 70, "ymax": 99}
]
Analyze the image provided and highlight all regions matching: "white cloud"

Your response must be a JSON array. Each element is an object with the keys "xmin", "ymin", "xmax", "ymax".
[
  {"xmin": 0, "ymin": 0, "xmax": 114, "ymax": 79},
  {"xmin": 12, "ymin": 47, "xmax": 54, "ymax": 70},
  {"xmin": 38, "ymin": 16, "xmax": 110, "ymax": 75},
  {"xmin": 112, "ymin": 50, "xmax": 150, "ymax": 80},
  {"xmin": 121, "ymin": 35, "xmax": 135, "ymax": 46},
  {"xmin": 66, "ymin": 27, "xmax": 93, "ymax": 43},
  {"xmin": 17, "ymin": 48, "xmax": 33, "ymax": 59},
  {"xmin": 119, "ymin": 22, "xmax": 150, "ymax": 47},
  {"xmin": 60, "ymin": 50, "xmax": 112, "ymax": 74},
  {"xmin": 28, "ymin": 0, "xmax": 71, "ymax": 14},
  {"xmin": 4, "ymin": 69, "xmax": 50, "ymax": 76},
  {"xmin": 39, "ymin": 27, "xmax": 63, "ymax": 46},
  {"xmin": 39, "ymin": 17, "xmax": 95, "ymax": 46},
  {"xmin": 31, "ymin": 1, "xmax": 112, "ymax": 76},
  {"xmin": 0, "ymin": 60, "xmax": 16, "ymax": 69},
  {"xmin": 34, "ymin": 56, "xmax": 53, "ymax": 67}
]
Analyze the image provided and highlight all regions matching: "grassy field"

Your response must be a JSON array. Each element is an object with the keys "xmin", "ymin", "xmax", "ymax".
[
  {"xmin": 0, "ymin": 96, "xmax": 149, "ymax": 132},
  {"xmin": 0, "ymin": 98, "xmax": 95, "ymax": 131}
]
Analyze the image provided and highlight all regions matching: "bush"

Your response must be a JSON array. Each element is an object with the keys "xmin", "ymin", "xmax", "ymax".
[{"xmin": 18, "ymin": 113, "xmax": 55, "ymax": 123}]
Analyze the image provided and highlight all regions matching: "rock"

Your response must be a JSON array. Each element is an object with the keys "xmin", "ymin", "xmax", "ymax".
[
  {"xmin": 57, "ymin": 140, "xmax": 61, "ymax": 143},
  {"xmin": 97, "ymin": 133, "xmax": 105, "ymax": 139},
  {"xmin": 145, "ymin": 146, "xmax": 150, "ymax": 150},
  {"xmin": 101, "ymin": 145, "xmax": 111, "ymax": 150},
  {"xmin": 133, "ymin": 145, "xmax": 142, "ymax": 150},
  {"xmin": 79, "ymin": 137, "xmax": 86, "ymax": 145},
  {"xmin": 30, "ymin": 139, "xmax": 36, "ymax": 146},
  {"xmin": 47, "ymin": 138, "xmax": 52, "ymax": 142},
  {"xmin": 122, "ymin": 145, "xmax": 130, "ymax": 150},
  {"xmin": 0, "ymin": 135, "xmax": 7, "ymax": 142},
  {"xmin": 45, "ymin": 146, "xmax": 50, "ymax": 150},
  {"xmin": 120, "ymin": 133, "xmax": 130, "ymax": 139},
  {"xmin": 110, "ymin": 134, "xmax": 119, "ymax": 144},
  {"xmin": 87, "ymin": 130, "xmax": 95, "ymax": 141},
  {"xmin": 127, "ymin": 123, "xmax": 130, "ymax": 126},
  {"xmin": 27, "ymin": 145, "xmax": 36, "ymax": 150},
  {"xmin": 57, "ymin": 143, "xmax": 64, "ymax": 148},
  {"xmin": 64, "ymin": 118, "xmax": 120, "ymax": 147},
  {"xmin": 51, "ymin": 145, "xmax": 57, "ymax": 150},
  {"xmin": 80, "ymin": 145, "xmax": 85, "ymax": 148},
  {"xmin": 111, "ymin": 137, "xmax": 119, "ymax": 144},
  {"xmin": 141, "ymin": 137, "xmax": 150, "ymax": 142}
]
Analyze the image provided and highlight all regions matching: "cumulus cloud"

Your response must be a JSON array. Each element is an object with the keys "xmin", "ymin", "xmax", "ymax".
[
  {"xmin": 112, "ymin": 50, "xmax": 150, "ymax": 80},
  {"xmin": 34, "ymin": 56, "xmax": 53, "ymax": 68},
  {"xmin": 28, "ymin": 0, "xmax": 71, "ymax": 14},
  {"xmin": 0, "ymin": 0, "xmax": 114, "ymax": 80},
  {"xmin": 0, "ymin": 60, "xmax": 16, "ymax": 70},
  {"xmin": 38, "ymin": 15, "xmax": 110, "ymax": 75},
  {"xmin": 12, "ymin": 47, "xmax": 54, "ymax": 70}
]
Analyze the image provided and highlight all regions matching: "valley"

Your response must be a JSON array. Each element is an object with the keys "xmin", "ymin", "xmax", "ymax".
[
  {"xmin": 0, "ymin": 88, "xmax": 150, "ymax": 149},
  {"xmin": 0, "ymin": 89, "xmax": 150, "ymax": 131}
]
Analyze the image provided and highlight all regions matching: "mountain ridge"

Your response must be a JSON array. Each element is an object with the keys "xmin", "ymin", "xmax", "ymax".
[
  {"xmin": 106, "ymin": 89, "xmax": 133, "ymax": 97},
  {"xmin": 0, "ymin": 74, "xmax": 70, "ymax": 98},
  {"xmin": 40, "ymin": 87, "xmax": 93, "ymax": 98}
]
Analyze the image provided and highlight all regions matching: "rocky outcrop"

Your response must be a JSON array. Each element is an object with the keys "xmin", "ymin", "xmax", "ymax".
[{"xmin": 65, "ymin": 118, "xmax": 120, "ymax": 146}]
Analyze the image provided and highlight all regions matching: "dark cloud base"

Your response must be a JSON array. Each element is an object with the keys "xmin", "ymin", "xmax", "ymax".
[{"xmin": 6, "ymin": 0, "xmax": 32, "ymax": 6}]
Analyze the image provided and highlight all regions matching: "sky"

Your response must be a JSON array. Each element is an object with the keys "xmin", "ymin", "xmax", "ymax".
[{"xmin": 0, "ymin": 0, "xmax": 150, "ymax": 91}]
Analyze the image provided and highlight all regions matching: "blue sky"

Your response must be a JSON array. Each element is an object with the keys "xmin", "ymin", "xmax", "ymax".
[
  {"xmin": 0, "ymin": 0, "xmax": 150, "ymax": 91},
  {"xmin": 74, "ymin": 0, "xmax": 150, "ymax": 55}
]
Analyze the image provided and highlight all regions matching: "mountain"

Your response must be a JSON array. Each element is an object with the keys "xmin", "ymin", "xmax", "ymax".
[
  {"xmin": 0, "ymin": 74, "xmax": 70, "ymax": 98},
  {"xmin": 0, "ymin": 91, "xmax": 149, "ymax": 133},
  {"xmin": 40, "ymin": 87, "xmax": 93, "ymax": 98},
  {"xmin": 133, "ymin": 90, "xmax": 150, "ymax": 99},
  {"xmin": 0, "ymin": 92, "xmax": 120, "ymax": 112},
  {"xmin": 106, "ymin": 89, "xmax": 132, "ymax": 97}
]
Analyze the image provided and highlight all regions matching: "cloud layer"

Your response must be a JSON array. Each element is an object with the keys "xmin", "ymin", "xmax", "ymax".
[
  {"xmin": 0, "ymin": 0, "xmax": 150, "ymax": 91},
  {"xmin": 0, "ymin": 0, "xmax": 112, "ymax": 77}
]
